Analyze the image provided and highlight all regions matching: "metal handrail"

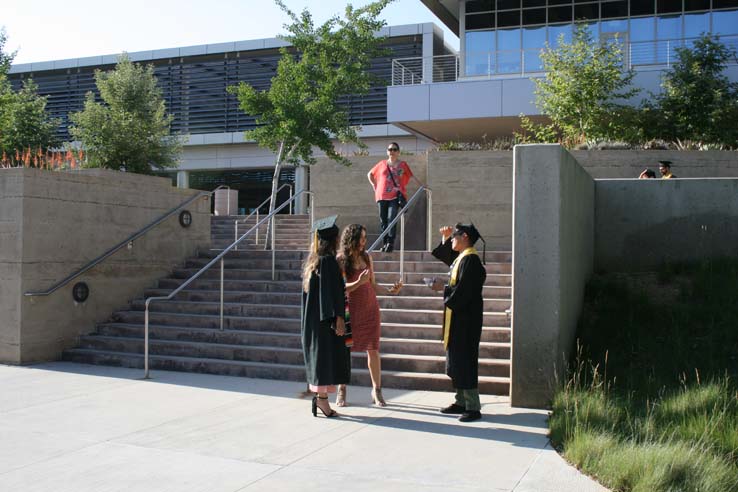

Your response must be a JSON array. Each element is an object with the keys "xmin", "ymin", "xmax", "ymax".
[
  {"xmin": 143, "ymin": 189, "xmax": 315, "ymax": 378},
  {"xmin": 24, "ymin": 185, "xmax": 230, "ymax": 297},
  {"xmin": 367, "ymin": 186, "xmax": 432, "ymax": 283},
  {"xmin": 234, "ymin": 183, "xmax": 293, "ymax": 249}
]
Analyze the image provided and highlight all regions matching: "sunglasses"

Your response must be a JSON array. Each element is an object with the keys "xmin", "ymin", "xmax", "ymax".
[{"xmin": 387, "ymin": 147, "xmax": 399, "ymax": 152}]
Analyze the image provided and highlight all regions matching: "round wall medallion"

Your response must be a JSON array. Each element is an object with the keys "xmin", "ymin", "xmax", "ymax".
[
  {"xmin": 72, "ymin": 282, "xmax": 89, "ymax": 303},
  {"xmin": 179, "ymin": 210, "xmax": 193, "ymax": 228}
]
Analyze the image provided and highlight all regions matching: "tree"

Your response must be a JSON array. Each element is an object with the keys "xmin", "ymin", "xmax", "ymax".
[
  {"xmin": 230, "ymin": 0, "xmax": 392, "ymax": 225},
  {"xmin": 69, "ymin": 54, "xmax": 181, "ymax": 174},
  {"xmin": 526, "ymin": 24, "xmax": 640, "ymax": 146},
  {"xmin": 645, "ymin": 34, "xmax": 738, "ymax": 148},
  {"xmin": 0, "ymin": 27, "xmax": 16, "ymax": 77},
  {"xmin": 0, "ymin": 78, "xmax": 59, "ymax": 154}
]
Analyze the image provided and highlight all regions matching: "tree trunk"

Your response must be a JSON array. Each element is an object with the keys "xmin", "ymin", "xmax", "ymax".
[{"xmin": 265, "ymin": 142, "xmax": 286, "ymax": 250}]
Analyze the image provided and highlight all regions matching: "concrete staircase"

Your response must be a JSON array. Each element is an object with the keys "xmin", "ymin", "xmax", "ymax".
[
  {"xmin": 64, "ymin": 216, "xmax": 512, "ymax": 395},
  {"xmin": 210, "ymin": 214, "xmax": 310, "ymax": 250}
]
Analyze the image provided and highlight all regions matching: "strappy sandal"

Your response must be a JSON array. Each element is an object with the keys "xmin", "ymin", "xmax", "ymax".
[
  {"xmin": 336, "ymin": 384, "xmax": 348, "ymax": 407},
  {"xmin": 371, "ymin": 387, "xmax": 387, "ymax": 407},
  {"xmin": 314, "ymin": 396, "xmax": 338, "ymax": 418}
]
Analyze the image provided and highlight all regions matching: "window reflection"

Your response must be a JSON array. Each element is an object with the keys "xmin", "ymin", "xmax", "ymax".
[
  {"xmin": 523, "ymin": 26, "xmax": 546, "ymax": 72},
  {"xmin": 548, "ymin": 23, "xmax": 572, "ymax": 46},
  {"xmin": 465, "ymin": 31, "xmax": 495, "ymax": 76},
  {"xmin": 630, "ymin": 16, "xmax": 656, "ymax": 65},
  {"xmin": 713, "ymin": 9, "xmax": 738, "ymax": 35},
  {"xmin": 497, "ymin": 28, "xmax": 522, "ymax": 73}
]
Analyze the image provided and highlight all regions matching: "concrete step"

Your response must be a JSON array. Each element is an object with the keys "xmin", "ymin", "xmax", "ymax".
[
  {"xmin": 62, "ymin": 349, "xmax": 509, "ymax": 394},
  {"xmin": 144, "ymin": 288, "xmax": 302, "ymax": 305},
  {"xmin": 172, "ymin": 268, "xmax": 302, "ymax": 281},
  {"xmin": 380, "ymin": 308, "xmax": 509, "ymax": 327},
  {"xmin": 198, "ymin": 250, "xmax": 308, "ymax": 260},
  {"xmin": 158, "ymin": 278, "xmax": 303, "ymax": 293},
  {"xmin": 377, "ymin": 295, "xmax": 510, "ymax": 311},
  {"xmin": 372, "ymin": 260, "xmax": 511, "ymax": 275},
  {"xmin": 382, "ymin": 283, "xmax": 510, "ymax": 298},
  {"xmin": 375, "ymin": 271, "xmax": 511, "ymax": 287},
  {"xmin": 113, "ymin": 310, "xmax": 300, "ymax": 332},
  {"xmin": 129, "ymin": 299, "xmax": 301, "ymax": 318}
]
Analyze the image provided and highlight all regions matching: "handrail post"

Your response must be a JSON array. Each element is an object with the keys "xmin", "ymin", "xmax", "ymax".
[
  {"xmin": 399, "ymin": 214, "xmax": 405, "ymax": 283},
  {"xmin": 234, "ymin": 222, "xmax": 239, "ymax": 251},
  {"xmin": 256, "ymin": 210, "xmax": 260, "ymax": 245},
  {"xmin": 271, "ymin": 215, "xmax": 277, "ymax": 280},
  {"xmin": 289, "ymin": 185, "xmax": 293, "ymax": 215},
  {"xmin": 219, "ymin": 258, "xmax": 225, "ymax": 331},
  {"xmin": 427, "ymin": 189, "xmax": 433, "ymax": 252},
  {"xmin": 144, "ymin": 301, "xmax": 151, "ymax": 379}
]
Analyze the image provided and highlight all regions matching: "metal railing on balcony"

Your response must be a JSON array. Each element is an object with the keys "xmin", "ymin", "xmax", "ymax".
[{"xmin": 391, "ymin": 34, "xmax": 738, "ymax": 86}]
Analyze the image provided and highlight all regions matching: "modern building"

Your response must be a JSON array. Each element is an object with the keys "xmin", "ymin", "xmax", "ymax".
[
  {"xmin": 390, "ymin": 0, "xmax": 738, "ymax": 140},
  {"xmin": 8, "ymin": 1, "xmax": 738, "ymax": 201},
  {"xmin": 8, "ymin": 23, "xmax": 453, "ymax": 211}
]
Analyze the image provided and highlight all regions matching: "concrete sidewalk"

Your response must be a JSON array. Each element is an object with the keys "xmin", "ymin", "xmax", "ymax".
[{"xmin": 0, "ymin": 363, "xmax": 607, "ymax": 492}]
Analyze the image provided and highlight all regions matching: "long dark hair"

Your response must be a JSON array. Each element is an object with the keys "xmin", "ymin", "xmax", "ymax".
[
  {"xmin": 338, "ymin": 224, "xmax": 369, "ymax": 278},
  {"xmin": 302, "ymin": 235, "xmax": 338, "ymax": 293}
]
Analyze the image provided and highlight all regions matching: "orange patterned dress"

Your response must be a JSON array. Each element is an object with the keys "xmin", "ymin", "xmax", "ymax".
[{"xmin": 346, "ymin": 261, "xmax": 381, "ymax": 352}]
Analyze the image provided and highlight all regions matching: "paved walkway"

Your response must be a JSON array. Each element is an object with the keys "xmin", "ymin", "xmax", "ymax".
[{"xmin": 0, "ymin": 363, "xmax": 607, "ymax": 492}]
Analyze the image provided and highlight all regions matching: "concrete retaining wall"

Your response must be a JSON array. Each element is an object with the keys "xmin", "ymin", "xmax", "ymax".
[
  {"xmin": 310, "ymin": 154, "xmax": 428, "ymax": 250},
  {"xmin": 1, "ymin": 168, "xmax": 210, "ymax": 364},
  {"xmin": 511, "ymin": 145, "xmax": 594, "ymax": 408},
  {"xmin": 595, "ymin": 178, "xmax": 738, "ymax": 272}
]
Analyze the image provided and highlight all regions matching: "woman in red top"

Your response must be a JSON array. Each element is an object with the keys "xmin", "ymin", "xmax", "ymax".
[
  {"xmin": 336, "ymin": 224, "xmax": 402, "ymax": 407},
  {"xmin": 367, "ymin": 142, "xmax": 421, "ymax": 252}
]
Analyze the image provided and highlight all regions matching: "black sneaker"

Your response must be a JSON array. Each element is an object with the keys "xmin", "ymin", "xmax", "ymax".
[
  {"xmin": 458, "ymin": 411, "xmax": 482, "ymax": 422},
  {"xmin": 385, "ymin": 242, "xmax": 394, "ymax": 253},
  {"xmin": 440, "ymin": 403, "xmax": 465, "ymax": 414}
]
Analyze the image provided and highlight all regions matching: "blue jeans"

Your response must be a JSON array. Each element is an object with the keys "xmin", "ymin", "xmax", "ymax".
[{"xmin": 377, "ymin": 199, "xmax": 400, "ymax": 245}]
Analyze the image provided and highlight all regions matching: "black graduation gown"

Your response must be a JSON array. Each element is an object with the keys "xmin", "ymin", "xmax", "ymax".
[
  {"xmin": 432, "ymin": 239, "xmax": 486, "ymax": 390},
  {"xmin": 301, "ymin": 255, "xmax": 351, "ymax": 387}
]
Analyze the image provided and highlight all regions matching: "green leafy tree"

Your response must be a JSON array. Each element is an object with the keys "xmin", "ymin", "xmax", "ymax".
[
  {"xmin": 0, "ymin": 78, "xmax": 60, "ymax": 154},
  {"xmin": 230, "ymin": 0, "xmax": 392, "ymax": 220},
  {"xmin": 525, "ymin": 25, "xmax": 640, "ymax": 146},
  {"xmin": 69, "ymin": 54, "xmax": 181, "ymax": 174},
  {"xmin": 645, "ymin": 34, "xmax": 738, "ymax": 148}
]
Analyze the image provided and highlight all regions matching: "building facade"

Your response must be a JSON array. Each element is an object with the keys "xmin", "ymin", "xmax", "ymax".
[{"xmin": 389, "ymin": 0, "xmax": 738, "ymax": 141}]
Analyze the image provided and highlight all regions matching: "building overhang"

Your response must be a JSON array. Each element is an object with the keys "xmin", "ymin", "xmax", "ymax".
[{"xmin": 420, "ymin": 1, "xmax": 460, "ymax": 36}]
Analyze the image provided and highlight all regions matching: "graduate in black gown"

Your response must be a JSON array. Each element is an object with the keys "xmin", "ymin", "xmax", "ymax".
[
  {"xmin": 301, "ymin": 215, "xmax": 351, "ymax": 418},
  {"xmin": 429, "ymin": 223, "xmax": 487, "ymax": 422}
]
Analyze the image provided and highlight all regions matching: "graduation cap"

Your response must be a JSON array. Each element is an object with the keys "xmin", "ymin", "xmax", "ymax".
[
  {"xmin": 311, "ymin": 215, "xmax": 340, "ymax": 252},
  {"xmin": 658, "ymin": 160, "xmax": 672, "ymax": 167},
  {"xmin": 453, "ymin": 222, "xmax": 486, "ymax": 264}
]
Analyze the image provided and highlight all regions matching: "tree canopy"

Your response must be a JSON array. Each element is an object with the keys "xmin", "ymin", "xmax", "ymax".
[
  {"xmin": 523, "ymin": 24, "xmax": 639, "ymax": 146},
  {"xmin": 644, "ymin": 34, "xmax": 738, "ymax": 149},
  {"xmin": 230, "ymin": 0, "xmax": 393, "ymax": 218},
  {"xmin": 69, "ymin": 55, "xmax": 181, "ymax": 174}
]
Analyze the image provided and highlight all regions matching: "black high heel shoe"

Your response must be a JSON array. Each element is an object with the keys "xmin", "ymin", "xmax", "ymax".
[{"xmin": 314, "ymin": 396, "xmax": 338, "ymax": 418}]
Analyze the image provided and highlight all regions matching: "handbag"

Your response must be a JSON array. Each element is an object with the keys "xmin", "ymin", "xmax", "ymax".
[
  {"xmin": 386, "ymin": 161, "xmax": 407, "ymax": 208},
  {"xmin": 342, "ymin": 273, "xmax": 353, "ymax": 348}
]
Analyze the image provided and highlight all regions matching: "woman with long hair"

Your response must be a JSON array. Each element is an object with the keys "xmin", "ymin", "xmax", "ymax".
[
  {"xmin": 301, "ymin": 216, "xmax": 351, "ymax": 418},
  {"xmin": 336, "ymin": 223, "xmax": 402, "ymax": 407}
]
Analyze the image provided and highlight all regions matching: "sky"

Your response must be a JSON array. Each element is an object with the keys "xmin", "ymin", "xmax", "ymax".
[{"xmin": 1, "ymin": 0, "xmax": 458, "ymax": 64}]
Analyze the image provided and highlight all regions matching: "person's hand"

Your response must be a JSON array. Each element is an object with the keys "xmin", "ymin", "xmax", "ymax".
[
  {"xmin": 431, "ymin": 278, "xmax": 445, "ymax": 292},
  {"xmin": 439, "ymin": 226, "xmax": 453, "ymax": 241},
  {"xmin": 357, "ymin": 269, "xmax": 370, "ymax": 285},
  {"xmin": 638, "ymin": 169, "xmax": 648, "ymax": 179},
  {"xmin": 334, "ymin": 317, "xmax": 346, "ymax": 336},
  {"xmin": 388, "ymin": 280, "xmax": 403, "ymax": 295}
]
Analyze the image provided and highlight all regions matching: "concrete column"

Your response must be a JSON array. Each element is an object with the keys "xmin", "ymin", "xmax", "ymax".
[
  {"xmin": 176, "ymin": 170, "xmax": 189, "ymax": 189},
  {"xmin": 294, "ymin": 165, "xmax": 308, "ymax": 215}
]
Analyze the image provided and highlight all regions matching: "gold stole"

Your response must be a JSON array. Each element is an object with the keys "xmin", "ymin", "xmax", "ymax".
[{"xmin": 442, "ymin": 247, "xmax": 478, "ymax": 349}]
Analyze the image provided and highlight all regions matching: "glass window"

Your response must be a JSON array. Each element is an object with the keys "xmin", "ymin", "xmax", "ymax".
[
  {"xmin": 465, "ymin": 31, "xmax": 495, "ymax": 76},
  {"xmin": 466, "ymin": 13, "xmax": 495, "ymax": 30},
  {"xmin": 549, "ymin": 5, "xmax": 573, "ymax": 23},
  {"xmin": 498, "ymin": 10, "xmax": 521, "ymax": 27},
  {"xmin": 523, "ymin": 25, "xmax": 547, "ymax": 48},
  {"xmin": 466, "ymin": 0, "xmax": 494, "ymax": 13},
  {"xmin": 684, "ymin": 12, "xmax": 710, "ymax": 38},
  {"xmin": 497, "ymin": 0, "xmax": 520, "ymax": 9},
  {"xmin": 523, "ymin": 26, "xmax": 546, "ymax": 72},
  {"xmin": 631, "ymin": 1, "xmax": 655, "ymax": 16},
  {"xmin": 497, "ymin": 28, "xmax": 521, "ymax": 73},
  {"xmin": 630, "ymin": 16, "xmax": 655, "ymax": 41},
  {"xmin": 656, "ymin": 15, "xmax": 681, "ymax": 39},
  {"xmin": 602, "ymin": 1, "xmax": 628, "ymax": 19},
  {"xmin": 601, "ymin": 19, "xmax": 627, "ymax": 33},
  {"xmin": 574, "ymin": 3, "xmax": 599, "ymax": 20},
  {"xmin": 549, "ymin": 0, "xmax": 570, "ymax": 5},
  {"xmin": 548, "ymin": 23, "xmax": 573, "ymax": 46},
  {"xmin": 713, "ymin": 10, "xmax": 738, "ymax": 35},
  {"xmin": 685, "ymin": 0, "xmax": 710, "ymax": 11},
  {"xmin": 657, "ymin": 0, "xmax": 681, "ymax": 14},
  {"xmin": 522, "ymin": 8, "xmax": 546, "ymax": 25},
  {"xmin": 523, "ymin": 0, "xmax": 545, "ymax": 7},
  {"xmin": 713, "ymin": 0, "xmax": 738, "ymax": 8}
]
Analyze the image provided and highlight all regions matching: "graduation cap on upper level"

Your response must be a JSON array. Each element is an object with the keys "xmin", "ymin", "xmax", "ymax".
[
  {"xmin": 311, "ymin": 215, "xmax": 340, "ymax": 253},
  {"xmin": 658, "ymin": 160, "xmax": 672, "ymax": 167},
  {"xmin": 453, "ymin": 222, "xmax": 486, "ymax": 264}
]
